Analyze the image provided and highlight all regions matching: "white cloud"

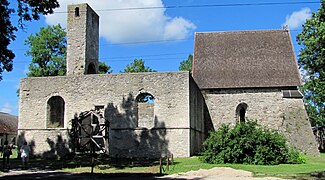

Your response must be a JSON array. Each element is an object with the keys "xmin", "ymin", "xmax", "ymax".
[
  {"xmin": 164, "ymin": 17, "xmax": 197, "ymax": 40},
  {"xmin": 45, "ymin": 0, "xmax": 196, "ymax": 43},
  {"xmin": 283, "ymin": 8, "xmax": 312, "ymax": 30},
  {"xmin": 1, "ymin": 103, "xmax": 13, "ymax": 114}
]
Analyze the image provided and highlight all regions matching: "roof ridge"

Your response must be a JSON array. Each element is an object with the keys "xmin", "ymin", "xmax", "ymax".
[{"xmin": 195, "ymin": 29, "xmax": 289, "ymax": 34}]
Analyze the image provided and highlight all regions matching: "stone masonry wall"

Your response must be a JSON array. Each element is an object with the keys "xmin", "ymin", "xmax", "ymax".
[
  {"xmin": 203, "ymin": 88, "xmax": 319, "ymax": 155},
  {"xmin": 85, "ymin": 4, "xmax": 99, "ymax": 74},
  {"xmin": 66, "ymin": 4, "xmax": 99, "ymax": 76},
  {"xmin": 19, "ymin": 72, "xmax": 192, "ymax": 158},
  {"xmin": 189, "ymin": 76, "xmax": 205, "ymax": 155}
]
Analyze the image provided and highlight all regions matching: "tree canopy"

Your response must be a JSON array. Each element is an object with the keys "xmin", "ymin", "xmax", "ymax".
[
  {"xmin": 25, "ymin": 24, "xmax": 66, "ymax": 77},
  {"xmin": 0, "ymin": 0, "xmax": 59, "ymax": 80},
  {"xmin": 99, "ymin": 61, "xmax": 113, "ymax": 74},
  {"xmin": 297, "ymin": 0, "xmax": 325, "ymax": 126},
  {"xmin": 179, "ymin": 54, "xmax": 193, "ymax": 72},
  {"xmin": 25, "ymin": 25, "xmax": 112, "ymax": 77},
  {"xmin": 123, "ymin": 59, "xmax": 156, "ymax": 73}
]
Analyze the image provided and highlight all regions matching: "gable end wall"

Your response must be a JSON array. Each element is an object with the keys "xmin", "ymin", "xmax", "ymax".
[{"xmin": 202, "ymin": 88, "xmax": 319, "ymax": 155}]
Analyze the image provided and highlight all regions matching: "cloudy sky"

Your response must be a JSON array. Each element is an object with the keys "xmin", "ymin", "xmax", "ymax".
[{"xmin": 0, "ymin": 0, "xmax": 320, "ymax": 115}]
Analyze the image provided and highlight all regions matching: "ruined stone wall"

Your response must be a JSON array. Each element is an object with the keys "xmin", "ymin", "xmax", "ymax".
[
  {"xmin": 18, "ymin": 72, "xmax": 192, "ymax": 158},
  {"xmin": 84, "ymin": 4, "xmax": 99, "ymax": 74},
  {"xmin": 17, "ymin": 129, "xmax": 71, "ymax": 159},
  {"xmin": 137, "ymin": 103, "xmax": 154, "ymax": 128},
  {"xmin": 66, "ymin": 4, "xmax": 99, "ymax": 76},
  {"xmin": 203, "ymin": 88, "xmax": 319, "ymax": 155},
  {"xmin": 189, "ymin": 76, "xmax": 205, "ymax": 155}
]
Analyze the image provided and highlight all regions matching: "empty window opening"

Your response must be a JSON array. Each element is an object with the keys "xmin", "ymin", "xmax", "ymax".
[
  {"xmin": 47, "ymin": 96, "xmax": 65, "ymax": 128},
  {"xmin": 239, "ymin": 108, "xmax": 246, "ymax": 122},
  {"xmin": 136, "ymin": 93, "xmax": 154, "ymax": 104},
  {"xmin": 75, "ymin": 7, "xmax": 80, "ymax": 17},
  {"xmin": 87, "ymin": 63, "xmax": 96, "ymax": 74},
  {"xmin": 236, "ymin": 103, "xmax": 248, "ymax": 123},
  {"xmin": 136, "ymin": 93, "xmax": 155, "ymax": 128}
]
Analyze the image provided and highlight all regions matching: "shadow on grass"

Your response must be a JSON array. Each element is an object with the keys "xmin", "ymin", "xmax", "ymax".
[
  {"xmin": 310, "ymin": 171, "xmax": 325, "ymax": 179},
  {"xmin": 3, "ymin": 154, "xmax": 180, "ymax": 175},
  {"xmin": 1, "ymin": 156, "xmax": 188, "ymax": 179},
  {"xmin": 271, "ymin": 171, "xmax": 325, "ymax": 180},
  {"xmin": 0, "ymin": 172, "xmax": 202, "ymax": 180},
  {"xmin": 255, "ymin": 171, "xmax": 325, "ymax": 180}
]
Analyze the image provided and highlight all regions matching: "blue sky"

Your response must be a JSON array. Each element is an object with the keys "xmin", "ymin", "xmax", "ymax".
[{"xmin": 0, "ymin": 0, "xmax": 321, "ymax": 115}]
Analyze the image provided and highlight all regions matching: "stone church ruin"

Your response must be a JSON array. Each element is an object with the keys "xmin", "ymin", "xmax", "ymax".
[{"xmin": 18, "ymin": 3, "xmax": 318, "ymax": 159}]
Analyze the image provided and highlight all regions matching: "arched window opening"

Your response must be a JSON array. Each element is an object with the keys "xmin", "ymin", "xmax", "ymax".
[
  {"xmin": 47, "ymin": 96, "xmax": 65, "ymax": 128},
  {"xmin": 236, "ymin": 103, "xmax": 248, "ymax": 123},
  {"xmin": 239, "ymin": 108, "xmax": 246, "ymax": 122},
  {"xmin": 87, "ymin": 63, "xmax": 96, "ymax": 74},
  {"xmin": 136, "ymin": 93, "xmax": 154, "ymax": 104},
  {"xmin": 75, "ymin": 7, "xmax": 80, "ymax": 17},
  {"xmin": 136, "ymin": 93, "xmax": 155, "ymax": 128}
]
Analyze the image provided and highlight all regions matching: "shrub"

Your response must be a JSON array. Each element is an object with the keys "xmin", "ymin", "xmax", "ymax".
[
  {"xmin": 286, "ymin": 147, "xmax": 306, "ymax": 164},
  {"xmin": 200, "ymin": 120, "xmax": 305, "ymax": 165}
]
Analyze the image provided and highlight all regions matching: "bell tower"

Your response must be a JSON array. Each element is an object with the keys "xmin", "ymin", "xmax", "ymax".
[{"xmin": 66, "ymin": 3, "xmax": 99, "ymax": 75}]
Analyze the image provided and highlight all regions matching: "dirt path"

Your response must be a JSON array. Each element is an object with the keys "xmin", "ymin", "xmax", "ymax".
[
  {"xmin": 162, "ymin": 167, "xmax": 289, "ymax": 180},
  {"xmin": 0, "ymin": 167, "xmax": 290, "ymax": 180}
]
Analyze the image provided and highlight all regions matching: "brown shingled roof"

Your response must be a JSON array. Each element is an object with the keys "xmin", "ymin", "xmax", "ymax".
[
  {"xmin": 192, "ymin": 30, "xmax": 302, "ymax": 89},
  {"xmin": 0, "ymin": 112, "xmax": 18, "ymax": 134}
]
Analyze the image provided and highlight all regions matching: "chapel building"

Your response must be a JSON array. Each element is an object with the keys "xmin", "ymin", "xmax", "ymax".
[{"xmin": 18, "ymin": 3, "xmax": 319, "ymax": 158}]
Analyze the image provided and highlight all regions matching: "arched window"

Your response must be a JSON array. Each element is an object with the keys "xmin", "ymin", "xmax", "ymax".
[
  {"xmin": 87, "ymin": 63, "xmax": 96, "ymax": 74},
  {"xmin": 47, "ymin": 96, "xmax": 65, "ymax": 128},
  {"xmin": 236, "ymin": 103, "xmax": 248, "ymax": 123},
  {"xmin": 75, "ymin": 7, "xmax": 80, "ymax": 17},
  {"xmin": 136, "ymin": 93, "xmax": 154, "ymax": 128}
]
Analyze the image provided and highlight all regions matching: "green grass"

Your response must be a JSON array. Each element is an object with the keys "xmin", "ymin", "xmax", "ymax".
[
  {"xmin": 58, "ymin": 153, "xmax": 325, "ymax": 179},
  {"xmin": 168, "ymin": 155, "xmax": 325, "ymax": 179},
  {"xmin": 1, "ymin": 151, "xmax": 325, "ymax": 179},
  {"xmin": 229, "ymin": 154, "xmax": 325, "ymax": 178}
]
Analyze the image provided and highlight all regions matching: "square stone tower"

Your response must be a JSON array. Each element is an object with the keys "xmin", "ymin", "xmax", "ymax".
[{"xmin": 66, "ymin": 3, "xmax": 99, "ymax": 75}]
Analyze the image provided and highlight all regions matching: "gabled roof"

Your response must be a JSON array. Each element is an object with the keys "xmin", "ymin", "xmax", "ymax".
[
  {"xmin": 192, "ymin": 30, "xmax": 302, "ymax": 89},
  {"xmin": 0, "ymin": 112, "xmax": 18, "ymax": 134}
]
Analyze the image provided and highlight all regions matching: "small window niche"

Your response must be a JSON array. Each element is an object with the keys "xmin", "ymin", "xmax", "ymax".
[{"xmin": 75, "ymin": 7, "xmax": 80, "ymax": 17}]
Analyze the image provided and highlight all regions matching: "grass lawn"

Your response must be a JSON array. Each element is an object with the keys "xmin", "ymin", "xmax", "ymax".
[
  {"xmin": 224, "ymin": 154, "xmax": 325, "ymax": 178},
  {"xmin": 59, "ymin": 153, "xmax": 325, "ymax": 179},
  {"xmin": 1, "ymin": 151, "xmax": 325, "ymax": 179},
  {"xmin": 167, "ymin": 154, "xmax": 325, "ymax": 179}
]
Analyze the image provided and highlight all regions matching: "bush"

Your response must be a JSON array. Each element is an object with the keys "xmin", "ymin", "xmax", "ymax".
[
  {"xmin": 200, "ymin": 120, "xmax": 305, "ymax": 165},
  {"xmin": 286, "ymin": 147, "xmax": 306, "ymax": 164}
]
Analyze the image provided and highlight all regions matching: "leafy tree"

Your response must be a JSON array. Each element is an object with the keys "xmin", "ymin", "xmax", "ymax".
[
  {"xmin": 123, "ymin": 59, "xmax": 156, "ymax": 73},
  {"xmin": 297, "ymin": 0, "xmax": 325, "ymax": 126},
  {"xmin": 179, "ymin": 54, "xmax": 193, "ymax": 72},
  {"xmin": 0, "ymin": 0, "xmax": 59, "ymax": 80},
  {"xmin": 25, "ymin": 24, "xmax": 66, "ymax": 77},
  {"xmin": 25, "ymin": 25, "xmax": 112, "ymax": 77},
  {"xmin": 99, "ymin": 61, "xmax": 113, "ymax": 74}
]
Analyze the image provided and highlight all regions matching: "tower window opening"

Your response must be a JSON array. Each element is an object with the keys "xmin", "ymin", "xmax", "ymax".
[
  {"xmin": 75, "ymin": 7, "xmax": 80, "ymax": 17},
  {"xmin": 87, "ymin": 63, "xmax": 96, "ymax": 74}
]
